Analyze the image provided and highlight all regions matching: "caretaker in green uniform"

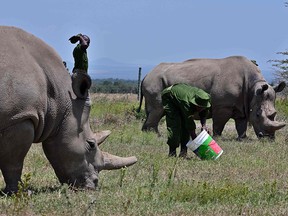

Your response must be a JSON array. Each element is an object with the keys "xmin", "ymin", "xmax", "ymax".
[
  {"xmin": 161, "ymin": 83, "xmax": 211, "ymax": 157},
  {"xmin": 69, "ymin": 34, "xmax": 91, "ymax": 101},
  {"xmin": 69, "ymin": 33, "xmax": 90, "ymax": 74}
]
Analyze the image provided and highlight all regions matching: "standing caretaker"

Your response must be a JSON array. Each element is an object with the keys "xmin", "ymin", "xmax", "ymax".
[
  {"xmin": 69, "ymin": 33, "xmax": 90, "ymax": 74},
  {"xmin": 161, "ymin": 83, "xmax": 211, "ymax": 158},
  {"xmin": 69, "ymin": 33, "xmax": 91, "ymax": 101}
]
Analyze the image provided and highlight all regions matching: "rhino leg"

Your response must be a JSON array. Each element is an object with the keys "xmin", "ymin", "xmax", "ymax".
[
  {"xmin": 0, "ymin": 120, "xmax": 34, "ymax": 194},
  {"xmin": 212, "ymin": 108, "xmax": 232, "ymax": 137},
  {"xmin": 142, "ymin": 108, "xmax": 164, "ymax": 134},
  {"xmin": 234, "ymin": 118, "xmax": 248, "ymax": 140}
]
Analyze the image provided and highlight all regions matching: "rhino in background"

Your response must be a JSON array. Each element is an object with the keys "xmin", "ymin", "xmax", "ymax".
[
  {"xmin": 138, "ymin": 56, "xmax": 286, "ymax": 140},
  {"xmin": 0, "ymin": 26, "xmax": 137, "ymax": 194}
]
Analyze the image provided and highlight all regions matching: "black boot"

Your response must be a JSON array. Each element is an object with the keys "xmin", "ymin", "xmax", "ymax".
[
  {"xmin": 168, "ymin": 147, "xmax": 177, "ymax": 157},
  {"xmin": 179, "ymin": 146, "xmax": 187, "ymax": 158}
]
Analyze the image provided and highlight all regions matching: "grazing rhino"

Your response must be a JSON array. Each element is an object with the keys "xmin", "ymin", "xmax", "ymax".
[
  {"xmin": 138, "ymin": 56, "xmax": 286, "ymax": 139},
  {"xmin": 0, "ymin": 26, "xmax": 137, "ymax": 194}
]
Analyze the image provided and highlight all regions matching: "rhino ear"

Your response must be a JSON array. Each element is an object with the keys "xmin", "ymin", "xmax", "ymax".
[
  {"xmin": 93, "ymin": 130, "xmax": 111, "ymax": 145},
  {"xmin": 273, "ymin": 81, "xmax": 286, "ymax": 93},
  {"xmin": 256, "ymin": 84, "xmax": 268, "ymax": 95},
  {"xmin": 71, "ymin": 73, "xmax": 92, "ymax": 99}
]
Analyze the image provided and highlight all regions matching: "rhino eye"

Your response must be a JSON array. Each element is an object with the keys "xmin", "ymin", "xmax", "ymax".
[
  {"xmin": 256, "ymin": 109, "xmax": 262, "ymax": 117},
  {"xmin": 87, "ymin": 139, "xmax": 96, "ymax": 150}
]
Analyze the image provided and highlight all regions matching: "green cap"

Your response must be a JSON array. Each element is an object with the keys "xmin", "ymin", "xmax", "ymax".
[{"xmin": 191, "ymin": 89, "xmax": 211, "ymax": 108}]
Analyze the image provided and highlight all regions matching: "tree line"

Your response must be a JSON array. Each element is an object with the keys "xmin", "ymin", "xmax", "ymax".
[
  {"xmin": 90, "ymin": 78, "xmax": 139, "ymax": 94},
  {"xmin": 269, "ymin": 2, "xmax": 288, "ymax": 96}
]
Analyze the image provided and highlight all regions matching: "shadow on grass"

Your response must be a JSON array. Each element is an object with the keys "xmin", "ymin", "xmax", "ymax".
[{"xmin": 0, "ymin": 184, "xmax": 91, "ymax": 197}]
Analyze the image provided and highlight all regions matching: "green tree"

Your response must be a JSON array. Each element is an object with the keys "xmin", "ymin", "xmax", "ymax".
[
  {"xmin": 91, "ymin": 79, "xmax": 138, "ymax": 94},
  {"xmin": 269, "ymin": 51, "xmax": 288, "ymax": 83},
  {"xmin": 268, "ymin": 2, "xmax": 288, "ymax": 95},
  {"xmin": 268, "ymin": 52, "xmax": 288, "ymax": 98}
]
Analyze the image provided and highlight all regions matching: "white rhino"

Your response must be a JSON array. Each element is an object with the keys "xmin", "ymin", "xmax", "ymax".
[
  {"xmin": 138, "ymin": 56, "xmax": 286, "ymax": 139},
  {"xmin": 0, "ymin": 26, "xmax": 137, "ymax": 194}
]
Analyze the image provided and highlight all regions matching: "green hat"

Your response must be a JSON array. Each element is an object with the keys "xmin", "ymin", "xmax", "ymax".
[{"xmin": 191, "ymin": 89, "xmax": 211, "ymax": 108}]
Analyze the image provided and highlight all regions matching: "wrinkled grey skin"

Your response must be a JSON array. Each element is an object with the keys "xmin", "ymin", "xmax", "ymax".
[
  {"xmin": 0, "ymin": 26, "xmax": 137, "ymax": 194},
  {"xmin": 138, "ymin": 56, "xmax": 286, "ymax": 139}
]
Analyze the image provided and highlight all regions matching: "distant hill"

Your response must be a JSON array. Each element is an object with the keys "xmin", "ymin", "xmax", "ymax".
[
  {"xmin": 65, "ymin": 58, "xmax": 276, "ymax": 82},
  {"xmin": 90, "ymin": 58, "xmax": 156, "ymax": 80},
  {"xmin": 65, "ymin": 58, "xmax": 155, "ymax": 80}
]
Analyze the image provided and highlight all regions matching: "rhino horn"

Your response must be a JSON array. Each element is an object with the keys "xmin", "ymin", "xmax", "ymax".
[
  {"xmin": 99, "ymin": 151, "xmax": 137, "ymax": 171},
  {"xmin": 94, "ymin": 130, "xmax": 111, "ymax": 145},
  {"xmin": 272, "ymin": 121, "xmax": 286, "ymax": 131},
  {"xmin": 266, "ymin": 120, "xmax": 286, "ymax": 132}
]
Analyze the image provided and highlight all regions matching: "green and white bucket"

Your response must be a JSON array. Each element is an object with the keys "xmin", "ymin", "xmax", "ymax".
[{"xmin": 186, "ymin": 130, "xmax": 223, "ymax": 160}]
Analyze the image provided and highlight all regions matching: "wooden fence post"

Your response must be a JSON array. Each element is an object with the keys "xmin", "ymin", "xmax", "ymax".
[{"xmin": 137, "ymin": 67, "xmax": 142, "ymax": 101}]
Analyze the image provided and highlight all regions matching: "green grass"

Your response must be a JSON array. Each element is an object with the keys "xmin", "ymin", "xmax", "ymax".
[{"xmin": 0, "ymin": 94, "xmax": 288, "ymax": 215}]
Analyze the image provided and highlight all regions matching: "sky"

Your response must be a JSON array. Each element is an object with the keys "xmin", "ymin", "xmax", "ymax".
[{"xmin": 2, "ymin": 0, "xmax": 288, "ymax": 80}]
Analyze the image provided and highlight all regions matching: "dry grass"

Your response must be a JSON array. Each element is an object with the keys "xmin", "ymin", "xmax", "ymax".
[
  {"xmin": 91, "ymin": 93, "xmax": 137, "ymax": 102},
  {"xmin": 0, "ymin": 93, "xmax": 287, "ymax": 216}
]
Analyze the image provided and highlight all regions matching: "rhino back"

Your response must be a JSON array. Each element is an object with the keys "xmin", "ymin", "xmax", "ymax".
[
  {"xmin": 147, "ymin": 56, "xmax": 263, "ymax": 106},
  {"xmin": 142, "ymin": 63, "xmax": 174, "ymax": 94},
  {"xmin": 0, "ymin": 26, "xmax": 72, "ymax": 142}
]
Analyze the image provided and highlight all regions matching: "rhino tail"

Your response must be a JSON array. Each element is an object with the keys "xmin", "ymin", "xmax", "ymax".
[
  {"xmin": 100, "ymin": 151, "xmax": 137, "ymax": 171},
  {"xmin": 136, "ymin": 78, "xmax": 145, "ymax": 113},
  {"xmin": 137, "ymin": 92, "xmax": 143, "ymax": 113}
]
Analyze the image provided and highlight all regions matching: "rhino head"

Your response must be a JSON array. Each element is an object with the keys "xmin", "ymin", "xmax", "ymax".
[
  {"xmin": 41, "ymin": 73, "xmax": 137, "ymax": 190},
  {"xmin": 249, "ymin": 81, "xmax": 286, "ymax": 139}
]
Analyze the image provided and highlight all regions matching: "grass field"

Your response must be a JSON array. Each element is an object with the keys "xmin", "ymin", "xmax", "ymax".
[{"xmin": 0, "ymin": 93, "xmax": 288, "ymax": 216}]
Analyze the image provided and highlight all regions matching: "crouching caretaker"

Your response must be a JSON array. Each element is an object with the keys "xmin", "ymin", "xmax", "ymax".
[{"xmin": 161, "ymin": 83, "xmax": 211, "ymax": 158}]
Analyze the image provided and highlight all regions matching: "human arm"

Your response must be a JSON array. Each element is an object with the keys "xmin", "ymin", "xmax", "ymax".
[
  {"xmin": 190, "ymin": 129, "xmax": 197, "ymax": 140},
  {"xmin": 78, "ymin": 34, "xmax": 89, "ymax": 50},
  {"xmin": 199, "ymin": 109, "xmax": 210, "ymax": 134},
  {"xmin": 69, "ymin": 34, "xmax": 89, "ymax": 50},
  {"xmin": 69, "ymin": 34, "xmax": 82, "ymax": 44}
]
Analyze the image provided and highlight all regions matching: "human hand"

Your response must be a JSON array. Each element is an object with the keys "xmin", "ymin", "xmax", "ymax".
[
  {"xmin": 201, "ymin": 126, "xmax": 211, "ymax": 135},
  {"xmin": 69, "ymin": 35, "xmax": 80, "ymax": 44}
]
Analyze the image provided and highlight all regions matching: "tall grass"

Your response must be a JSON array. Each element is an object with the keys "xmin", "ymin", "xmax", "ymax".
[{"xmin": 0, "ymin": 94, "xmax": 287, "ymax": 215}]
